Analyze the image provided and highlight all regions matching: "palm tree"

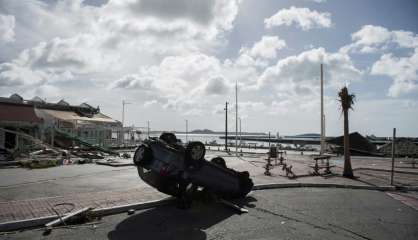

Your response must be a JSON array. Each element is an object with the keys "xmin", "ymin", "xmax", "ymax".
[{"xmin": 338, "ymin": 86, "xmax": 355, "ymax": 178}]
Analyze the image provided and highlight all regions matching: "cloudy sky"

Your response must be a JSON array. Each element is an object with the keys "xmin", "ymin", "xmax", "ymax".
[{"xmin": 0, "ymin": 0, "xmax": 417, "ymax": 137}]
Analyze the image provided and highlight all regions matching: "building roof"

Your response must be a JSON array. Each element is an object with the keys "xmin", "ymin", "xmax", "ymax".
[
  {"xmin": 31, "ymin": 96, "xmax": 45, "ymax": 103},
  {"xmin": 9, "ymin": 93, "xmax": 23, "ymax": 102},
  {"xmin": 0, "ymin": 95, "xmax": 99, "ymax": 115},
  {"xmin": 327, "ymin": 132, "xmax": 377, "ymax": 154},
  {"xmin": 38, "ymin": 109, "xmax": 119, "ymax": 124},
  {"xmin": 0, "ymin": 102, "xmax": 42, "ymax": 123},
  {"xmin": 57, "ymin": 99, "xmax": 70, "ymax": 106}
]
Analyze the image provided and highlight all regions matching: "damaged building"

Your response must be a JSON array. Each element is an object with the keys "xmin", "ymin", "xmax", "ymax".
[
  {"xmin": 327, "ymin": 132, "xmax": 381, "ymax": 156},
  {"xmin": 378, "ymin": 139, "xmax": 418, "ymax": 157},
  {"xmin": 0, "ymin": 94, "xmax": 140, "ymax": 158}
]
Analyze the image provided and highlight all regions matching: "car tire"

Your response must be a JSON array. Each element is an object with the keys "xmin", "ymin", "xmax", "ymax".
[
  {"xmin": 211, "ymin": 157, "xmax": 227, "ymax": 168},
  {"xmin": 133, "ymin": 144, "xmax": 153, "ymax": 166},
  {"xmin": 185, "ymin": 141, "xmax": 205, "ymax": 169},
  {"xmin": 159, "ymin": 132, "xmax": 177, "ymax": 145}
]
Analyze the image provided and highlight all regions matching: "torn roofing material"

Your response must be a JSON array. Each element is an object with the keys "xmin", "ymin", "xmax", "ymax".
[
  {"xmin": 35, "ymin": 109, "xmax": 118, "ymax": 124},
  {"xmin": 327, "ymin": 132, "xmax": 379, "ymax": 155}
]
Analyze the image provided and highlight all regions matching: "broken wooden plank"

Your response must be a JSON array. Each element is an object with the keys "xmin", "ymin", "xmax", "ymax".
[{"xmin": 45, "ymin": 207, "xmax": 92, "ymax": 229}]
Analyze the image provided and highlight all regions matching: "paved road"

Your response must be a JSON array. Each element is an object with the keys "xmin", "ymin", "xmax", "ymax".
[
  {"xmin": 1, "ymin": 188, "xmax": 417, "ymax": 240},
  {"xmin": 0, "ymin": 165, "xmax": 140, "ymax": 201}
]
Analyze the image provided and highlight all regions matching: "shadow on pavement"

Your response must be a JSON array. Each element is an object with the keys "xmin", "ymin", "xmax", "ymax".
[{"xmin": 108, "ymin": 197, "xmax": 257, "ymax": 240}]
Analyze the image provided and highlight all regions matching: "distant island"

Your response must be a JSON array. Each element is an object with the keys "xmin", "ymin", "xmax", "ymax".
[
  {"xmin": 174, "ymin": 129, "xmax": 267, "ymax": 135},
  {"xmin": 289, "ymin": 133, "xmax": 321, "ymax": 138},
  {"xmin": 190, "ymin": 129, "xmax": 215, "ymax": 134}
]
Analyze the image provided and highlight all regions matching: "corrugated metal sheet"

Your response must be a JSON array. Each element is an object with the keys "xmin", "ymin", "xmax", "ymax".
[
  {"xmin": 38, "ymin": 109, "xmax": 118, "ymax": 123},
  {"xmin": 0, "ymin": 103, "xmax": 42, "ymax": 123}
]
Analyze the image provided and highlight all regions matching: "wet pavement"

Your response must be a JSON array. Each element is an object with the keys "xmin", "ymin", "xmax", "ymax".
[
  {"xmin": 1, "ymin": 188, "xmax": 417, "ymax": 240},
  {"xmin": 0, "ymin": 150, "xmax": 417, "ymax": 228}
]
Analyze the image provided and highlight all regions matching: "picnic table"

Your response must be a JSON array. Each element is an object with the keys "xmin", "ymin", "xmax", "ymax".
[
  {"xmin": 267, "ymin": 147, "xmax": 286, "ymax": 166},
  {"xmin": 310, "ymin": 155, "xmax": 335, "ymax": 175}
]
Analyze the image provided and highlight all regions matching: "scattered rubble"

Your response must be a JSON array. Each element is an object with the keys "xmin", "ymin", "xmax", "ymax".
[{"xmin": 379, "ymin": 139, "xmax": 418, "ymax": 157}]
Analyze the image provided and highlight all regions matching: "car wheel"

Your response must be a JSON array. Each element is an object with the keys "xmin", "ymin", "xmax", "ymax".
[
  {"xmin": 211, "ymin": 157, "xmax": 227, "ymax": 168},
  {"xmin": 133, "ymin": 144, "xmax": 153, "ymax": 166},
  {"xmin": 159, "ymin": 132, "xmax": 177, "ymax": 145},
  {"xmin": 185, "ymin": 141, "xmax": 205, "ymax": 169}
]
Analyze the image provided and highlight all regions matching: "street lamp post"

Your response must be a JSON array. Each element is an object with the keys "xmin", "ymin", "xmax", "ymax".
[
  {"xmin": 235, "ymin": 79, "xmax": 238, "ymax": 156},
  {"xmin": 185, "ymin": 119, "xmax": 188, "ymax": 143},
  {"xmin": 122, "ymin": 100, "xmax": 131, "ymax": 127},
  {"xmin": 121, "ymin": 100, "xmax": 131, "ymax": 146},
  {"xmin": 224, "ymin": 102, "xmax": 229, "ymax": 151},
  {"xmin": 239, "ymin": 117, "xmax": 242, "ymax": 150},
  {"xmin": 147, "ymin": 120, "xmax": 150, "ymax": 139}
]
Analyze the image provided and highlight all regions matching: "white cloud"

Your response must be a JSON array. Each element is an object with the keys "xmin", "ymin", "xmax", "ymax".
[
  {"xmin": 241, "ymin": 35, "xmax": 286, "ymax": 59},
  {"xmin": 0, "ymin": 14, "xmax": 15, "ymax": 42},
  {"xmin": 340, "ymin": 25, "xmax": 418, "ymax": 54},
  {"xmin": 257, "ymin": 48, "xmax": 362, "ymax": 95},
  {"xmin": 341, "ymin": 25, "xmax": 418, "ymax": 97},
  {"xmin": 111, "ymin": 74, "xmax": 155, "ymax": 90},
  {"xmin": 264, "ymin": 7, "xmax": 332, "ymax": 31},
  {"xmin": 0, "ymin": 34, "xmax": 116, "ymax": 86},
  {"xmin": 0, "ymin": 0, "xmax": 241, "ymax": 87},
  {"xmin": 0, "ymin": 62, "xmax": 47, "ymax": 86},
  {"xmin": 371, "ymin": 49, "xmax": 418, "ymax": 97},
  {"xmin": 204, "ymin": 76, "xmax": 230, "ymax": 95},
  {"xmin": 143, "ymin": 100, "xmax": 158, "ymax": 107}
]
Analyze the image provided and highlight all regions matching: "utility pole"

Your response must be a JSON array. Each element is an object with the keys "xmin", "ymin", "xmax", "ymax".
[
  {"xmin": 235, "ymin": 79, "xmax": 238, "ymax": 156},
  {"xmin": 121, "ymin": 100, "xmax": 131, "ymax": 146},
  {"xmin": 239, "ymin": 117, "xmax": 242, "ymax": 150},
  {"xmin": 224, "ymin": 102, "xmax": 228, "ymax": 151},
  {"xmin": 147, "ymin": 121, "xmax": 150, "ymax": 139},
  {"xmin": 122, "ymin": 100, "xmax": 131, "ymax": 127},
  {"xmin": 390, "ymin": 128, "xmax": 396, "ymax": 185},
  {"xmin": 185, "ymin": 119, "xmax": 188, "ymax": 143},
  {"xmin": 320, "ymin": 64, "xmax": 325, "ymax": 155}
]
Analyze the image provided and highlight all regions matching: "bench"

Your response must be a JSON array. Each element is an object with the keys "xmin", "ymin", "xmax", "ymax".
[
  {"xmin": 310, "ymin": 155, "xmax": 335, "ymax": 175},
  {"xmin": 267, "ymin": 149, "xmax": 286, "ymax": 166}
]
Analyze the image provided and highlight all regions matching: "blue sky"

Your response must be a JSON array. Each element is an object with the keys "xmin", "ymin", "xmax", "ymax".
[{"xmin": 0, "ymin": 0, "xmax": 417, "ymax": 137}]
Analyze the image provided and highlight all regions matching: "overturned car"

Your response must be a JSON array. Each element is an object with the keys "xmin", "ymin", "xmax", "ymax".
[{"xmin": 133, "ymin": 133, "xmax": 253, "ymax": 205}]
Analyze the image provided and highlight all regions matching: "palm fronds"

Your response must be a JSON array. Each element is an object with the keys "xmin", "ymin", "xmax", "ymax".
[{"xmin": 338, "ymin": 86, "xmax": 355, "ymax": 111}]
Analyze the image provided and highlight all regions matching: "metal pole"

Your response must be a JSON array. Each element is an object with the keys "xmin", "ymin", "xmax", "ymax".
[
  {"xmin": 390, "ymin": 128, "xmax": 396, "ymax": 185},
  {"xmin": 323, "ymin": 114, "xmax": 326, "ymax": 151},
  {"xmin": 268, "ymin": 131, "xmax": 271, "ymax": 148},
  {"xmin": 235, "ymin": 79, "xmax": 238, "ymax": 156},
  {"xmin": 122, "ymin": 100, "xmax": 125, "ymax": 128},
  {"xmin": 320, "ymin": 64, "xmax": 324, "ymax": 155},
  {"xmin": 147, "ymin": 121, "xmax": 150, "ymax": 139},
  {"xmin": 239, "ymin": 117, "xmax": 242, "ymax": 149},
  {"xmin": 121, "ymin": 100, "xmax": 131, "ymax": 146},
  {"xmin": 185, "ymin": 119, "xmax": 188, "ymax": 143},
  {"xmin": 224, "ymin": 102, "xmax": 228, "ymax": 151}
]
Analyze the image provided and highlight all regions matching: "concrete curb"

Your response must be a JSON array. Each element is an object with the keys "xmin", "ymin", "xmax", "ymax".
[
  {"xmin": 355, "ymin": 167, "xmax": 418, "ymax": 175},
  {"xmin": 0, "ymin": 198, "xmax": 175, "ymax": 233},
  {"xmin": 396, "ymin": 185, "xmax": 418, "ymax": 191},
  {"xmin": 253, "ymin": 183, "xmax": 397, "ymax": 191}
]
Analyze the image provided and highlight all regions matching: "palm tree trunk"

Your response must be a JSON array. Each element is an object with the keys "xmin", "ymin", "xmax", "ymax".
[{"xmin": 343, "ymin": 109, "xmax": 354, "ymax": 177}]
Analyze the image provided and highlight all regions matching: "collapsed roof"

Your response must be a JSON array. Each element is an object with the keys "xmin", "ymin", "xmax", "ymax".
[{"xmin": 327, "ymin": 132, "xmax": 379, "ymax": 156}]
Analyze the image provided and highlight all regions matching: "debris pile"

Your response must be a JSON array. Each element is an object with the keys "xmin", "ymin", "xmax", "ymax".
[
  {"xmin": 379, "ymin": 139, "xmax": 418, "ymax": 157},
  {"xmin": 0, "ymin": 127, "xmax": 135, "ymax": 169}
]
